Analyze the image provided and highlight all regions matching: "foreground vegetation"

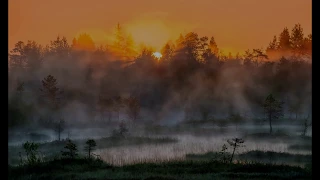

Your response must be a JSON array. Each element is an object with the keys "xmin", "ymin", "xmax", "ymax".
[
  {"xmin": 8, "ymin": 135, "xmax": 312, "ymax": 180},
  {"xmin": 186, "ymin": 150, "xmax": 312, "ymax": 167},
  {"xmin": 8, "ymin": 157, "xmax": 312, "ymax": 180},
  {"xmin": 8, "ymin": 136, "xmax": 177, "ymax": 165}
]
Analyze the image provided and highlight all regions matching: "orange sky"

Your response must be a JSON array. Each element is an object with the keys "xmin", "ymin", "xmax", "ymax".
[{"xmin": 9, "ymin": 0, "xmax": 311, "ymax": 54}]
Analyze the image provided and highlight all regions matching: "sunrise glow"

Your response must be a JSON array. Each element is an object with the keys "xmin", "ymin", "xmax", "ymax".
[
  {"xmin": 153, "ymin": 52, "xmax": 162, "ymax": 59},
  {"xmin": 8, "ymin": 0, "xmax": 312, "ymax": 178}
]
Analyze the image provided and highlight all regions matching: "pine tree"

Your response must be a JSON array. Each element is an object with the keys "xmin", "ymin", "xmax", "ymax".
[
  {"xmin": 290, "ymin": 24, "xmax": 305, "ymax": 57},
  {"xmin": 209, "ymin": 36, "xmax": 219, "ymax": 56},
  {"xmin": 266, "ymin": 36, "xmax": 279, "ymax": 60},
  {"xmin": 161, "ymin": 42, "xmax": 175, "ymax": 62},
  {"xmin": 85, "ymin": 139, "xmax": 97, "ymax": 159},
  {"xmin": 278, "ymin": 27, "xmax": 291, "ymax": 53},
  {"xmin": 9, "ymin": 41, "xmax": 43, "ymax": 74},
  {"xmin": 61, "ymin": 139, "xmax": 78, "ymax": 159},
  {"xmin": 49, "ymin": 36, "xmax": 70, "ymax": 57},
  {"xmin": 73, "ymin": 33, "xmax": 95, "ymax": 51},
  {"xmin": 39, "ymin": 75, "xmax": 63, "ymax": 110}
]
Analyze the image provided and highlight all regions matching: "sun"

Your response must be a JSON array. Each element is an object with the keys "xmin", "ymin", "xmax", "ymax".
[{"xmin": 153, "ymin": 52, "xmax": 162, "ymax": 59}]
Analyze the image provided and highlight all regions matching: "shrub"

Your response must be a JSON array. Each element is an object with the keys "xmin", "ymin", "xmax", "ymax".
[{"xmin": 61, "ymin": 139, "xmax": 78, "ymax": 159}]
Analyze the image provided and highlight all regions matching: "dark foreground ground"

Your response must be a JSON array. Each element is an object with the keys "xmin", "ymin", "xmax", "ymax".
[{"xmin": 8, "ymin": 157, "xmax": 312, "ymax": 180}]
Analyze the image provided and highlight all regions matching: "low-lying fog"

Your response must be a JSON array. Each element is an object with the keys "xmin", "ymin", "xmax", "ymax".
[{"xmin": 8, "ymin": 122, "xmax": 312, "ymax": 166}]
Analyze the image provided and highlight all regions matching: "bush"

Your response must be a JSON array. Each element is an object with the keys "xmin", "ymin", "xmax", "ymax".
[
  {"xmin": 23, "ymin": 141, "xmax": 41, "ymax": 165},
  {"xmin": 61, "ymin": 139, "xmax": 78, "ymax": 159}
]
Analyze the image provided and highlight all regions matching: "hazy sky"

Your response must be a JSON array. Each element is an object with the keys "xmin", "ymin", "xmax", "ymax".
[{"xmin": 9, "ymin": 0, "xmax": 311, "ymax": 54}]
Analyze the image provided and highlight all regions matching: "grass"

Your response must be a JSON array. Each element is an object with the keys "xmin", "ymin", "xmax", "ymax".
[
  {"xmin": 237, "ymin": 150, "xmax": 311, "ymax": 165},
  {"xmin": 8, "ymin": 129, "xmax": 312, "ymax": 179},
  {"xmin": 8, "ymin": 136, "xmax": 178, "ymax": 166},
  {"xmin": 185, "ymin": 150, "xmax": 312, "ymax": 167},
  {"xmin": 8, "ymin": 157, "xmax": 311, "ymax": 180}
]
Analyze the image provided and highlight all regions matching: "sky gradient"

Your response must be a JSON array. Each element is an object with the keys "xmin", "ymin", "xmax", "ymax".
[{"xmin": 9, "ymin": 0, "xmax": 312, "ymax": 54}]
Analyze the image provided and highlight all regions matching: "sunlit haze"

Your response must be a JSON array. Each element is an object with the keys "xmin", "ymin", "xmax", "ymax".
[
  {"xmin": 9, "ymin": 0, "xmax": 311, "ymax": 54},
  {"xmin": 8, "ymin": 0, "xmax": 312, "ymax": 177}
]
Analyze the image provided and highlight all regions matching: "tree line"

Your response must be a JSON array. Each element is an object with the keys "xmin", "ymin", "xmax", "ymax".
[{"xmin": 8, "ymin": 23, "xmax": 311, "ymax": 132}]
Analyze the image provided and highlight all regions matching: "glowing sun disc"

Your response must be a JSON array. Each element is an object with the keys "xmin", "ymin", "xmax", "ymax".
[{"xmin": 153, "ymin": 52, "xmax": 162, "ymax": 59}]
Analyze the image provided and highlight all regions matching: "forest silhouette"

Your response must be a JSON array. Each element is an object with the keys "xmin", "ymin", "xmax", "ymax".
[{"xmin": 8, "ymin": 23, "xmax": 311, "ymax": 129}]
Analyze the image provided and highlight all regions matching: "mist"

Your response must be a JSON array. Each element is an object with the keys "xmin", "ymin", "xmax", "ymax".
[{"xmin": 8, "ymin": 23, "xmax": 311, "ymax": 171}]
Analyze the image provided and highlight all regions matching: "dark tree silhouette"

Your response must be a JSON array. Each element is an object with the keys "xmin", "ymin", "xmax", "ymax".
[
  {"xmin": 9, "ymin": 41, "xmax": 26, "ymax": 72},
  {"xmin": 267, "ymin": 36, "xmax": 278, "ymax": 50},
  {"xmin": 7, "ymin": 23, "xmax": 311, "ymax": 134},
  {"xmin": 112, "ymin": 23, "xmax": 136, "ymax": 58},
  {"xmin": 39, "ymin": 75, "xmax": 64, "ymax": 129},
  {"xmin": 290, "ymin": 24, "xmax": 305, "ymax": 58},
  {"xmin": 161, "ymin": 42, "xmax": 175, "ymax": 62},
  {"xmin": 55, "ymin": 118, "xmax": 65, "ymax": 141},
  {"xmin": 85, "ymin": 139, "xmax": 97, "ymax": 159},
  {"xmin": 39, "ymin": 75, "xmax": 63, "ymax": 110},
  {"xmin": 61, "ymin": 139, "xmax": 78, "ymax": 159},
  {"xmin": 48, "ymin": 36, "xmax": 70, "ymax": 57},
  {"xmin": 23, "ymin": 141, "xmax": 40, "ymax": 165},
  {"xmin": 263, "ymin": 94, "xmax": 284, "ymax": 134},
  {"xmin": 252, "ymin": 49, "xmax": 268, "ymax": 61},
  {"xmin": 9, "ymin": 40, "xmax": 43, "ymax": 74},
  {"xmin": 302, "ymin": 114, "xmax": 311, "ymax": 136},
  {"xmin": 209, "ymin": 36, "xmax": 219, "ymax": 56},
  {"xmin": 303, "ymin": 34, "xmax": 312, "ymax": 58},
  {"xmin": 266, "ymin": 36, "xmax": 278, "ymax": 59},
  {"xmin": 114, "ymin": 23, "xmax": 125, "ymax": 51},
  {"xmin": 227, "ymin": 138, "xmax": 245, "ymax": 163},
  {"xmin": 278, "ymin": 27, "xmax": 291, "ymax": 52}
]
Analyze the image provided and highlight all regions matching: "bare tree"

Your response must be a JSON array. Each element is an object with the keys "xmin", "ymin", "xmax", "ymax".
[
  {"xmin": 302, "ymin": 114, "xmax": 311, "ymax": 136},
  {"xmin": 55, "ymin": 118, "xmax": 65, "ymax": 141},
  {"xmin": 227, "ymin": 138, "xmax": 245, "ymax": 163},
  {"xmin": 263, "ymin": 94, "xmax": 284, "ymax": 134}
]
